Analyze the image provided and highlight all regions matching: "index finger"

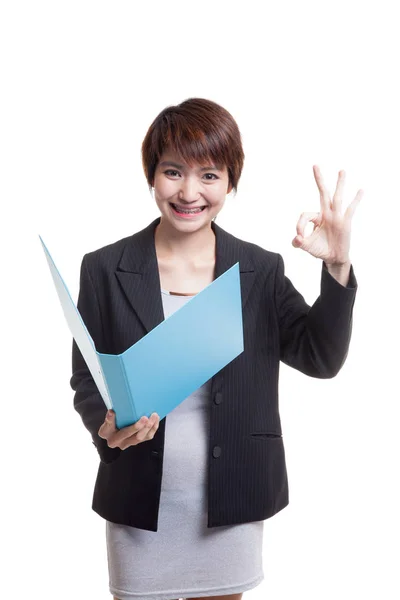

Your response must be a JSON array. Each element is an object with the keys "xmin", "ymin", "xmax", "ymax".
[
  {"xmin": 111, "ymin": 413, "xmax": 160, "ymax": 443},
  {"xmin": 105, "ymin": 417, "xmax": 146, "ymax": 448},
  {"xmin": 119, "ymin": 415, "xmax": 150, "ymax": 437},
  {"xmin": 313, "ymin": 165, "xmax": 331, "ymax": 212}
]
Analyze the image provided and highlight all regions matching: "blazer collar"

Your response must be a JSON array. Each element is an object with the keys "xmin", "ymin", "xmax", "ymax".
[{"xmin": 115, "ymin": 217, "xmax": 255, "ymax": 334}]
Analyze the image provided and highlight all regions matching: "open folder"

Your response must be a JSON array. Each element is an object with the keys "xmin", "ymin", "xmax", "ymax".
[{"xmin": 40, "ymin": 236, "xmax": 244, "ymax": 429}]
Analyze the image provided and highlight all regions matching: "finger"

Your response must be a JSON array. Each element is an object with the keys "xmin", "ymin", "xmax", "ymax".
[
  {"xmin": 98, "ymin": 410, "xmax": 117, "ymax": 439},
  {"xmin": 125, "ymin": 415, "xmax": 151, "ymax": 435},
  {"xmin": 118, "ymin": 420, "xmax": 156, "ymax": 450},
  {"xmin": 313, "ymin": 165, "xmax": 331, "ymax": 212},
  {"xmin": 134, "ymin": 414, "xmax": 158, "ymax": 443},
  {"xmin": 109, "ymin": 415, "xmax": 150, "ymax": 448},
  {"xmin": 296, "ymin": 211, "xmax": 321, "ymax": 237},
  {"xmin": 145, "ymin": 415, "xmax": 160, "ymax": 440},
  {"xmin": 108, "ymin": 412, "xmax": 160, "ymax": 449},
  {"xmin": 332, "ymin": 169, "xmax": 345, "ymax": 212},
  {"xmin": 344, "ymin": 188, "xmax": 363, "ymax": 219},
  {"xmin": 147, "ymin": 419, "xmax": 159, "ymax": 439},
  {"xmin": 129, "ymin": 414, "xmax": 160, "ymax": 447}
]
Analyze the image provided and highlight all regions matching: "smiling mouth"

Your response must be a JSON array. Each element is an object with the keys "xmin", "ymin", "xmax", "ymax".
[{"xmin": 170, "ymin": 203, "xmax": 207, "ymax": 214}]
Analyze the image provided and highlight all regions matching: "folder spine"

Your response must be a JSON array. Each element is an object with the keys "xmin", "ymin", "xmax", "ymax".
[
  {"xmin": 98, "ymin": 361, "xmax": 114, "ymax": 411},
  {"xmin": 120, "ymin": 358, "xmax": 138, "ymax": 425},
  {"xmin": 97, "ymin": 353, "xmax": 138, "ymax": 429}
]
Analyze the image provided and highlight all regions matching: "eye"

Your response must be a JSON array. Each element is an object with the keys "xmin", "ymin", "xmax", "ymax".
[{"xmin": 163, "ymin": 169, "xmax": 219, "ymax": 181}]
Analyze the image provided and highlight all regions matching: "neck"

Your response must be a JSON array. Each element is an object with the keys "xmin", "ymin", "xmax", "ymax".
[{"xmin": 155, "ymin": 218, "xmax": 216, "ymax": 262}]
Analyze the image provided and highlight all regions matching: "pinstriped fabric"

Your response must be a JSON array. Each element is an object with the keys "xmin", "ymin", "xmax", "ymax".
[{"xmin": 70, "ymin": 216, "xmax": 358, "ymax": 532}]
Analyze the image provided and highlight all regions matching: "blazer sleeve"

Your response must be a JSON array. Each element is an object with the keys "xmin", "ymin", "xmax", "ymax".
[
  {"xmin": 69, "ymin": 254, "xmax": 122, "ymax": 464},
  {"xmin": 274, "ymin": 253, "xmax": 358, "ymax": 378}
]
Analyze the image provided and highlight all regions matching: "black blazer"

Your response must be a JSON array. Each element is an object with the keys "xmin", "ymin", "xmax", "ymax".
[{"xmin": 70, "ymin": 216, "xmax": 358, "ymax": 532}]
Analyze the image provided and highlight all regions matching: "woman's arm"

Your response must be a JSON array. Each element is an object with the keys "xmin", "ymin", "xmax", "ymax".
[
  {"xmin": 274, "ymin": 253, "xmax": 358, "ymax": 378},
  {"xmin": 70, "ymin": 254, "xmax": 121, "ymax": 464},
  {"xmin": 275, "ymin": 165, "xmax": 361, "ymax": 378}
]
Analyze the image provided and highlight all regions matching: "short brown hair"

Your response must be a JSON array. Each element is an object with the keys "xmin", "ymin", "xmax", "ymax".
[{"xmin": 141, "ymin": 97, "xmax": 245, "ymax": 194}]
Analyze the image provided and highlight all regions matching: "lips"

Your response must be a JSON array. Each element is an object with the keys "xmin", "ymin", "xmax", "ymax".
[{"xmin": 170, "ymin": 203, "xmax": 207, "ymax": 210}]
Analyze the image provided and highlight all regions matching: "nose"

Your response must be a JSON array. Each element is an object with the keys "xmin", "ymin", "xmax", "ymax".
[{"xmin": 178, "ymin": 176, "xmax": 202, "ymax": 203}]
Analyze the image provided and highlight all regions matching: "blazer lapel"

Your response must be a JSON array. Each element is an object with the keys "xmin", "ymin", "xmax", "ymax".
[{"xmin": 115, "ymin": 217, "xmax": 255, "ymax": 335}]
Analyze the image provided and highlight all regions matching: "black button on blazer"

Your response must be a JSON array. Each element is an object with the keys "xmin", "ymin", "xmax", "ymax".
[{"xmin": 70, "ymin": 217, "xmax": 358, "ymax": 532}]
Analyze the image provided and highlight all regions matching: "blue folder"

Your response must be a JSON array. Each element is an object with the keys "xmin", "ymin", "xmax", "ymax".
[{"xmin": 40, "ymin": 236, "xmax": 244, "ymax": 429}]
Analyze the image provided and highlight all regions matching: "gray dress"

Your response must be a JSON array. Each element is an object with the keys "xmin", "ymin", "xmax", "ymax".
[{"xmin": 106, "ymin": 289, "xmax": 264, "ymax": 600}]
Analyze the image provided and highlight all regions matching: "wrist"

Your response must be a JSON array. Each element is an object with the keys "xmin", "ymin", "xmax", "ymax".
[{"xmin": 325, "ymin": 260, "xmax": 352, "ymax": 286}]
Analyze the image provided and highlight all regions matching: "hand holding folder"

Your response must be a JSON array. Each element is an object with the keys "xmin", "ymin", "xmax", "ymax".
[
  {"xmin": 98, "ymin": 409, "xmax": 161, "ymax": 449},
  {"xmin": 40, "ymin": 235, "xmax": 244, "ymax": 429}
]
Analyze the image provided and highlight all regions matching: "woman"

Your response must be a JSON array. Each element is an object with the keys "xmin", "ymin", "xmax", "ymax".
[{"xmin": 70, "ymin": 97, "xmax": 361, "ymax": 600}]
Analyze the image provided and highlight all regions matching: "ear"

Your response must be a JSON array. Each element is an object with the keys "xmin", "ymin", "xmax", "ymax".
[{"xmin": 227, "ymin": 182, "xmax": 233, "ymax": 194}]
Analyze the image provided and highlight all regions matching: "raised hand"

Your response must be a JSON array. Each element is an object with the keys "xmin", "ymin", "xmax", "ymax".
[{"xmin": 292, "ymin": 166, "xmax": 363, "ymax": 265}]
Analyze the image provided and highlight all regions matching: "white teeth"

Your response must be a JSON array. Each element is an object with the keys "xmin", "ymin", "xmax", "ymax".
[{"xmin": 173, "ymin": 204, "xmax": 204, "ymax": 214}]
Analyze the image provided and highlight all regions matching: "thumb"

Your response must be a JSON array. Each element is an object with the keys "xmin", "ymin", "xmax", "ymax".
[{"xmin": 98, "ymin": 410, "xmax": 117, "ymax": 438}]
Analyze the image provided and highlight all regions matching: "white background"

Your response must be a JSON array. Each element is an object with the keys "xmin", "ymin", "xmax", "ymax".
[{"xmin": 1, "ymin": 1, "xmax": 399, "ymax": 599}]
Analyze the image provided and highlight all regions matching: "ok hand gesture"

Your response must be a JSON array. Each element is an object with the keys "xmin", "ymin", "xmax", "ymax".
[{"xmin": 292, "ymin": 166, "xmax": 363, "ymax": 265}]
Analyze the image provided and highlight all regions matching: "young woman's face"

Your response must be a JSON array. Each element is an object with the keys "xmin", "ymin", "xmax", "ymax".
[{"xmin": 153, "ymin": 148, "xmax": 232, "ymax": 232}]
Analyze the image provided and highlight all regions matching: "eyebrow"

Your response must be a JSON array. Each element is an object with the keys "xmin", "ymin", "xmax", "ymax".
[{"xmin": 159, "ymin": 160, "xmax": 220, "ymax": 171}]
